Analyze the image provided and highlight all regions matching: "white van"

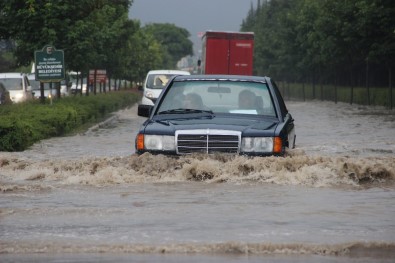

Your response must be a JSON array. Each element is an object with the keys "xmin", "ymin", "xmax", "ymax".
[
  {"xmin": 140, "ymin": 70, "xmax": 190, "ymax": 106},
  {"xmin": 0, "ymin": 72, "xmax": 33, "ymax": 103}
]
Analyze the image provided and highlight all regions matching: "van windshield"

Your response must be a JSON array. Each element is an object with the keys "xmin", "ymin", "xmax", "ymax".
[
  {"xmin": 146, "ymin": 74, "xmax": 176, "ymax": 89},
  {"xmin": 0, "ymin": 78, "xmax": 23, "ymax": 90}
]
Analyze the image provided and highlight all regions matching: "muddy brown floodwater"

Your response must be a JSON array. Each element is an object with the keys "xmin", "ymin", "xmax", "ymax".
[{"xmin": 1, "ymin": 101, "xmax": 395, "ymax": 263}]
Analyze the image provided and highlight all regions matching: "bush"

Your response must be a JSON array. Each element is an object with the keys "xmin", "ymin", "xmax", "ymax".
[{"xmin": 0, "ymin": 91, "xmax": 140, "ymax": 151}]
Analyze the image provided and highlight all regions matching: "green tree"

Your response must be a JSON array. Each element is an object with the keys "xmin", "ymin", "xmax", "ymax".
[
  {"xmin": 143, "ymin": 23, "xmax": 193, "ymax": 69},
  {"xmin": 241, "ymin": 0, "xmax": 395, "ymax": 89},
  {"xmin": 127, "ymin": 28, "xmax": 164, "ymax": 83},
  {"xmin": 0, "ymin": 0, "xmax": 133, "ymax": 79},
  {"xmin": 244, "ymin": 0, "xmax": 299, "ymax": 79}
]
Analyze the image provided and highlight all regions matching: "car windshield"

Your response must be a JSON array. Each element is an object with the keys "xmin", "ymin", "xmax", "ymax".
[
  {"xmin": 157, "ymin": 80, "xmax": 276, "ymax": 117},
  {"xmin": 0, "ymin": 78, "xmax": 23, "ymax": 90},
  {"xmin": 146, "ymin": 74, "xmax": 176, "ymax": 89}
]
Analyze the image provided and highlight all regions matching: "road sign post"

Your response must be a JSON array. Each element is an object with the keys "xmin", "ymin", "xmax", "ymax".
[{"xmin": 34, "ymin": 45, "xmax": 65, "ymax": 82}]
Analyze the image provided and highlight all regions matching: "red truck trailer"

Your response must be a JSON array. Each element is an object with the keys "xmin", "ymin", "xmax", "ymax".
[{"xmin": 200, "ymin": 31, "xmax": 254, "ymax": 75}]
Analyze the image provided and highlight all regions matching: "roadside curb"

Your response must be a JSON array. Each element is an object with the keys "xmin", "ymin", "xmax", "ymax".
[
  {"xmin": 83, "ymin": 114, "xmax": 119, "ymax": 135},
  {"xmin": 82, "ymin": 104, "xmax": 138, "ymax": 135}
]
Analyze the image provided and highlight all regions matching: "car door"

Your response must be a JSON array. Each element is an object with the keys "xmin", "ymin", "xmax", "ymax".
[
  {"xmin": 24, "ymin": 76, "xmax": 34, "ymax": 100},
  {"xmin": 271, "ymin": 79, "xmax": 296, "ymax": 149}
]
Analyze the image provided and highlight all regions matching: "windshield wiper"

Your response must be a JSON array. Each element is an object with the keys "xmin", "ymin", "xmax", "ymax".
[{"xmin": 158, "ymin": 108, "xmax": 214, "ymax": 115}]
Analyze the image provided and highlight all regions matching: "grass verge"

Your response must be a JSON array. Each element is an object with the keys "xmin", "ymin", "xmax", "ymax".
[{"xmin": 0, "ymin": 90, "xmax": 141, "ymax": 151}]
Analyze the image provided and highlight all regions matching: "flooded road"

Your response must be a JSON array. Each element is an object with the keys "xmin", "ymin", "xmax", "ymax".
[{"xmin": 1, "ymin": 101, "xmax": 395, "ymax": 262}]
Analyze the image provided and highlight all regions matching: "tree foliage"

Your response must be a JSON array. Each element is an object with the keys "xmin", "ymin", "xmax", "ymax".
[
  {"xmin": 241, "ymin": 0, "xmax": 395, "ymax": 87},
  {"xmin": 0, "ymin": 1, "xmax": 193, "ymax": 83},
  {"xmin": 143, "ymin": 23, "xmax": 193, "ymax": 69}
]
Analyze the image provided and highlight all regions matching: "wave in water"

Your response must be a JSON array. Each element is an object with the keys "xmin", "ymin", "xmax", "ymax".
[
  {"xmin": 1, "ymin": 240, "xmax": 395, "ymax": 257},
  {"xmin": 1, "ymin": 151, "xmax": 394, "ymax": 190}
]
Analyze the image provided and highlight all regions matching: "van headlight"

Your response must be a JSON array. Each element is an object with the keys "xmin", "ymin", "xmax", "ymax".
[
  {"xmin": 138, "ymin": 135, "xmax": 175, "ymax": 151},
  {"xmin": 145, "ymin": 90, "xmax": 155, "ymax": 99}
]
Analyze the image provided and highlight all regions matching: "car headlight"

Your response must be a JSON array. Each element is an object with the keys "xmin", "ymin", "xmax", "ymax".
[
  {"xmin": 145, "ymin": 90, "xmax": 155, "ymax": 99},
  {"xmin": 241, "ymin": 137, "xmax": 283, "ymax": 153},
  {"xmin": 241, "ymin": 137, "xmax": 273, "ymax": 153},
  {"xmin": 137, "ymin": 134, "xmax": 175, "ymax": 151}
]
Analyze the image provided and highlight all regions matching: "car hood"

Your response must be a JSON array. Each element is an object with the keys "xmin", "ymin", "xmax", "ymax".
[{"xmin": 144, "ymin": 114, "xmax": 278, "ymax": 135}]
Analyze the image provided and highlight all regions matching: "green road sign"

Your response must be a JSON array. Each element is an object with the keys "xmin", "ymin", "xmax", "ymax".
[{"xmin": 34, "ymin": 45, "xmax": 65, "ymax": 82}]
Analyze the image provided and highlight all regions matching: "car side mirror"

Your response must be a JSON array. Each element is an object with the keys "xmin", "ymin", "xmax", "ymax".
[{"xmin": 137, "ymin": 104, "xmax": 153, "ymax": 117}]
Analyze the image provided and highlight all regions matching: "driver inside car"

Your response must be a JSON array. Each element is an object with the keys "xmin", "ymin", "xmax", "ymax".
[
  {"xmin": 238, "ymin": 89, "xmax": 256, "ymax": 109},
  {"xmin": 183, "ymin": 93, "xmax": 204, "ymax": 109}
]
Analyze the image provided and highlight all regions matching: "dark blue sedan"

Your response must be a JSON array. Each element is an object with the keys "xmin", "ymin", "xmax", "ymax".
[{"xmin": 136, "ymin": 75, "xmax": 295, "ymax": 156}]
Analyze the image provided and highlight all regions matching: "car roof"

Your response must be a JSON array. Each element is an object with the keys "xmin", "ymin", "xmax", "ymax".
[
  {"xmin": 147, "ymin": 70, "xmax": 191, "ymax": 75},
  {"xmin": 172, "ymin": 74, "xmax": 269, "ymax": 82},
  {"xmin": 0, "ymin": 72, "xmax": 26, "ymax": 78}
]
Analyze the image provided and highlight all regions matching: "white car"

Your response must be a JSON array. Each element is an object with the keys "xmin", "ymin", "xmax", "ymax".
[
  {"xmin": 68, "ymin": 72, "xmax": 87, "ymax": 95},
  {"xmin": 27, "ymin": 74, "xmax": 59, "ymax": 99},
  {"xmin": 140, "ymin": 70, "xmax": 190, "ymax": 106},
  {"xmin": 0, "ymin": 72, "xmax": 34, "ymax": 103}
]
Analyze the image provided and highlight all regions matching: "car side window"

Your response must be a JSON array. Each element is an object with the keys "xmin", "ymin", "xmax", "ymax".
[{"xmin": 271, "ymin": 80, "xmax": 287, "ymax": 117}]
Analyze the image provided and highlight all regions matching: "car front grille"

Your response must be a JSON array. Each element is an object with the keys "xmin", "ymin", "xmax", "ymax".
[{"xmin": 176, "ymin": 129, "xmax": 241, "ymax": 154}]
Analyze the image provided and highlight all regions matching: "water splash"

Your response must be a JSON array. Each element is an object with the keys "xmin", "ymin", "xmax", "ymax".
[{"xmin": 1, "ymin": 151, "xmax": 394, "ymax": 190}]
